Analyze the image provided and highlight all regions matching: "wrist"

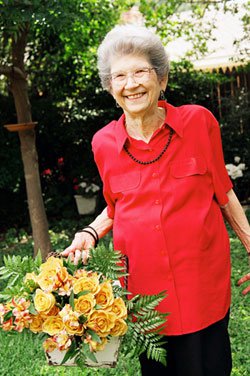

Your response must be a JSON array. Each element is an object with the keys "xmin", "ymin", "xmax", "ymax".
[{"xmin": 76, "ymin": 225, "xmax": 99, "ymax": 247}]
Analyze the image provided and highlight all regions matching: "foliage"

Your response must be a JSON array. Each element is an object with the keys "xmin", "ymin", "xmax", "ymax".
[{"xmin": 0, "ymin": 242, "xmax": 168, "ymax": 367}]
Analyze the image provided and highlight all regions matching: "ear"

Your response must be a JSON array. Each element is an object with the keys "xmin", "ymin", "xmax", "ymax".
[{"xmin": 160, "ymin": 76, "xmax": 168, "ymax": 91}]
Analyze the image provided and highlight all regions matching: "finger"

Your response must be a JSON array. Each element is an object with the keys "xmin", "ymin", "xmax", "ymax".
[
  {"xmin": 68, "ymin": 252, "xmax": 75, "ymax": 263},
  {"xmin": 237, "ymin": 273, "xmax": 250, "ymax": 286},
  {"xmin": 74, "ymin": 249, "xmax": 82, "ymax": 265},
  {"xmin": 61, "ymin": 246, "xmax": 74, "ymax": 256},
  {"xmin": 242, "ymin": 285, "xmax": 250, "ymax": 295},
  {"xmin": 82, "ymin": 250, "xmax": 89, "ymax": 265}
]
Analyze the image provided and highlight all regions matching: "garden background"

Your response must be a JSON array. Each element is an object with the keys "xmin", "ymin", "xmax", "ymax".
[{"xmin": 0, "ymin": 0, "xmax": 249, "ymax": 375}]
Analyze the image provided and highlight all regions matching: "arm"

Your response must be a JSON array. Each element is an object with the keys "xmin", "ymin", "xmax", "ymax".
[
  {"xmin": 220, "ymin": 189, "xmax": 250, "ymax": 295},
  {"xmin": 61, "ymin": 207, "xmax": 113, "ymax": 264}
]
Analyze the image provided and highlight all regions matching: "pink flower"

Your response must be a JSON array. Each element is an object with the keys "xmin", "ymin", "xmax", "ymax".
[{"xmin": 57, "ymin": 157, "xmax": 64, "ymax": 165}]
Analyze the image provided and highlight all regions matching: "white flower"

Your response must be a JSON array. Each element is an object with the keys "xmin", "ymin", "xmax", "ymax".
[
  {"xmin": 225, "ymin": 163, "xmax": 245, "ymax": 180},
  {"xmin": 234, "ymin": 156, "xmax": 241, "ymax": 164}
]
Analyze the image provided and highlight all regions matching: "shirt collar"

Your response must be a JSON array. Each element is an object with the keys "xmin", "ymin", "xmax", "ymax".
[{"xmin": 115, "ymin": 100, "xmax": 184, "ymax": 153}]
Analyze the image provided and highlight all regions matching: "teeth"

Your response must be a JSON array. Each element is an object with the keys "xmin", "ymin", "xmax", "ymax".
[{"xmin": 127, "ymin": 93, "xmax": 144, "ymax": 99}]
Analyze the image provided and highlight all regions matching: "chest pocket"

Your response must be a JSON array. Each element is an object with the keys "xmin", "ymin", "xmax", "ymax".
[
  {"xmin": 171, "ymin": 156, "xmax": 207, "ymax": 178},
  {"xmin": 110, "ymin": 171, "xmax": 141, "ymax": 193}
]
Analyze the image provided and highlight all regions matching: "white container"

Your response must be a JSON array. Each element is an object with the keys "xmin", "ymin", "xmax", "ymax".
[
  {"xmin": 74, "ymin": 195, "xmax": 97, "ymax": 215},
  {"xmin": 45, "ymin": 336, "xmax": 121, "ymax": 368}
]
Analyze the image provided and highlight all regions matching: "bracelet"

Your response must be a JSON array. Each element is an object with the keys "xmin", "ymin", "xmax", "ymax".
[
  {"xmin": 76, "ymin": 227, "xmax": 99, "ymax": 247},
  {"xmin": 83, "ymin": 226, "xmax": 99, "ymax": 244}
]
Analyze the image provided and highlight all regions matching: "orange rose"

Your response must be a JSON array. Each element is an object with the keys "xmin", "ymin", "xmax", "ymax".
[
  {"xmin": 29, "ymin": 314, "xmax": 44, "ymax": 333},
  {"xmin": 110, "ymin": 319, "xmax": 128, "ymax": 336},
  {"xmin": 74, "ymin": 294, "xmax": 96, "ymax": 316},
  {"xmin": 107, "ymin": 297, "xmax": 127, "ymax": 319},
  {"xmin": 43, "ymin": 337, "xmax": 58, "ymax": 353},
  {"xmin": 73, "ymin": 274, "xmax": 100, "ymax": 295},
  {"xmin": 95, "ymin": 281, "xmax": 114, "ymax": 309},
  {"xmin": 87, "ymin": 310, "xmax": 116, "ymax": 337},
  {"xmin": 42, "ymin": 316, "xmax": 64, "ymax": 336}
]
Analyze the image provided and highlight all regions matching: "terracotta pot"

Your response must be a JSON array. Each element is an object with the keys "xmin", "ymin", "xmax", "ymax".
[{"xmin": 45, "ymin": 336, "xmax": 121, "ymax": 368}]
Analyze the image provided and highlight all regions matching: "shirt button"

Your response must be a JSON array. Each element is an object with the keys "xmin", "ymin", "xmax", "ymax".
[
  {"xmin": 155, "ymin": 199, "xmax": 160, "ymax": 205},
  {"xmin": 152, "ymin": 172, "xmax": 159, "ymax": 178},
  {"xmin": 155, "ymin": 225, "xmax": 161, "ymax": 231}
]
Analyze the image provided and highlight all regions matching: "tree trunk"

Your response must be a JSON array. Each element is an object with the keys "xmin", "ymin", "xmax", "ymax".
[{"xmin": 9, "ymin": 25, "xmax": 51, "ymax": 260}]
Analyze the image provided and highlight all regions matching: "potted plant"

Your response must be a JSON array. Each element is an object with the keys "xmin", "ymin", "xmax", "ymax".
[
  {"xmin": 0, "ymin": 244, "xmax": 168, "ymax": 369},
  {"xmin": 73, "ymin": 180, "xmax": 100, "ymax": 215}
]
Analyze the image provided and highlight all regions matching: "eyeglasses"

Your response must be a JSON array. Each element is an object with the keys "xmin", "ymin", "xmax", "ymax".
[{"xmin": 110, "ymin": 67, "xmax": 156, "ymax": 86}]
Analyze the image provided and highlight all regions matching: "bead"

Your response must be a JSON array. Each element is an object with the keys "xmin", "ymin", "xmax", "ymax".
[{"xmin": 123, "ymin": 127, "xmax": 173, "ymax": 165}]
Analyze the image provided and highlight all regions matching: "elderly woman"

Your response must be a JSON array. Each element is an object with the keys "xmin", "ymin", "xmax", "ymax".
[{"xmin": 62, "ymin": 25, "xmax": 250, "ymax": 376}]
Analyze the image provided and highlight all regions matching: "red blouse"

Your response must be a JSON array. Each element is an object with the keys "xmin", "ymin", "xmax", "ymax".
[{"xmin": 92, "ymin": 101, "xmax": 233, "ymax": 335}]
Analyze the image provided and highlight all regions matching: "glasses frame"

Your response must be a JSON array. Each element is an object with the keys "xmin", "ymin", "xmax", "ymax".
[{"xmin": 110, "ymin": 67, "xmax": 156, "ymax": 87}]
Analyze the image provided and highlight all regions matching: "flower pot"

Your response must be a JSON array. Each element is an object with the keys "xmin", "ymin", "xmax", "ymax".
[
  {"xmin": 45, "ymin": 336, "xmax": 121, "ymax": 368},
  {"xmin": 74, "ymin": 195, "xmax": 97, "ymax": 215}
]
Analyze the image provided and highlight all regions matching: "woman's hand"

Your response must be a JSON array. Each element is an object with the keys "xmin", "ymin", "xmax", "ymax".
[
  {"xmin": 61, "ymin": 232, "xmax": 95, "ymax": 265},
  {"xmin": 237, "ymin": 271, "xmax": 250, "ymax": 295},
  {"xmin": 61, "ymin": 207, "xmax": 113, "ymax": 265}
]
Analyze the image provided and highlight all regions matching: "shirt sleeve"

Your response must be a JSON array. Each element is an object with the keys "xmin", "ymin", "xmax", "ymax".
[{"xmin": 208, "ymin": 114, "xmax": 233, "ymax": 207}]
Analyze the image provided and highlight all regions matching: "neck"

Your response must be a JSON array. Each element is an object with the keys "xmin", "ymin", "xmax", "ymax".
[{"xmin": 125, "ymin": 107, "xmax": 166, "ymax": 143}]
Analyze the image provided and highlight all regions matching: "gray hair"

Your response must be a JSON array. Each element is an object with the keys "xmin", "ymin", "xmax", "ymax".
[{"xmin": 97, "ymin": 24, "xmax": 170, "ymax": 91}]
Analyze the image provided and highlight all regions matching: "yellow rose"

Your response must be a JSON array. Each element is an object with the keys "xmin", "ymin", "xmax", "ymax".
[
  {"xmin": 73, "ymin": 269, "xmax": 88, "ymax": 279},
  {"xmin": 41, "ymin": 305, "xmax": 60, "ymax": 318},
  {"xmin": 37, "ymin": 269, "xmax": 58, "ymax": 292},
  {"xmin": 107, "ymin": 297, "xmax": 127, "ymax": 319},
  {"xmin": 42, "ymin": 316, "xmax": 64, "ymax": 336},
  {"xmin": 87, "ymin": 310, "xmax": 116, "ymax": 337},
  {"xmin": 73, "ymin": 275, "xmax": 100, "ymax": 295},
  {"xmin": 40, "ymin": 256, "xmax": 63, "ymax": 272},
  {"xmin": 43, "ymin": 337, "xmax": 58, "ymax": 353},
  {"xmin": 74, "ymin": 294, "xmax": 96, "ymax": 316},
  {"xmin": 34, "ymin": 289, "xmax": 55, "ymax": 313},
  {"xmin": 95, "ymin": 281, "xmax": 114, "ymax": 309},
  {"xmin": 110, "ymin": 319, "xmax": 128, "ymax": 336},
  {"xmin": 29, "ymin": 314, "xmax": 44, "ymax": 333},
  {"xmin": 64, "ymin": 320, "xmax": 84, "ymax": 335}
]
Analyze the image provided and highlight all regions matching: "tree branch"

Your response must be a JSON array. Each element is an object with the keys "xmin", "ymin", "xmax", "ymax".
[{"xmin": 0, "ymin": 65, "xmax": 26, "ymax": 80}]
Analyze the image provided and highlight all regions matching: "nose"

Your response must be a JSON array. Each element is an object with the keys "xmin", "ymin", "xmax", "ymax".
[{"xmin": 124, "ymin": 74, "xmax": 139, "ymax": 89}]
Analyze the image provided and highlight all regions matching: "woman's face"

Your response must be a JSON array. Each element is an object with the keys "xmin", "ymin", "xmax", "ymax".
[{"xmin": 109, "ymin": 54, "xmax": 167, "ymax": 117}]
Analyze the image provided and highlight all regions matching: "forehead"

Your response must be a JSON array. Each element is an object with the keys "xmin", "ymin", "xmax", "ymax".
[{"xmin": 110, "ymin": 54, "xmax": 150, "ymax": 73}]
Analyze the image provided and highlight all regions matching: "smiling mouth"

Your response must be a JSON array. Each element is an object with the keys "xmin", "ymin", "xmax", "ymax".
[{"xmin": 125, "ymin": 93, "xmax": 146, "ymax": 99}]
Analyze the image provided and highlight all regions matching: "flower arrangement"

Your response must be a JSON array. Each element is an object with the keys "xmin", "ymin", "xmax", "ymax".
[
  {"xmin": 0, "ymin": 244, "xmax": 168, "ymax": 368},
  {"xmin": 73, "ymin": 180, "xmax": 100, "ymax": 198}
]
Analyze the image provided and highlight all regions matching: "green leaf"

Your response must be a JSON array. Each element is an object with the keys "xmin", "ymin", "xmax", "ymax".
[
  {"xmin": 61, "ymin": 340, "xmax": 78, "ymax": 365},
  {"xmin": 76, "ymin": 290, "xmax": 91, "ymax": 297},
  {"xmin": 28, "ymin": 303, "xmax": 37, "ymax": 315},
  {"xmin": 69, "ymin": 290, "xmax": 75, "ymax": 310},
  {"xmin": 81, "ymin": 342, "xmax": 98, "ymax": 363},
  {"xmin": 86, "ymin": 329, "xmax": 102, "ymax": 343},
  {"xmin": 3, "ymin": 310, "xmax": 13, "ymax": 321}
]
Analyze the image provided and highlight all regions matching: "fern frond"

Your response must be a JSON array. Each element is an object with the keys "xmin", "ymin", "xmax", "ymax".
[
  {"xmin": 86, "ymin": 242, "xmax": 128, "ymax": 280},
  {"xmin": 131, "ymin": 291, "xmax": 167, "ymax": 315}
]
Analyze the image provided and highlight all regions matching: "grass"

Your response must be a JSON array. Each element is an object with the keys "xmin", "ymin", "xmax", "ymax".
[{"xmin": 0, "ymin": 215, "xmax": 249, "ymax": 376}]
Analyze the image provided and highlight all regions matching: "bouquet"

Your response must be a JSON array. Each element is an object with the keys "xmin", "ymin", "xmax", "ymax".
[{"xmin": 0, "ymin": 243, "xmax": 168, "ymax": 368}]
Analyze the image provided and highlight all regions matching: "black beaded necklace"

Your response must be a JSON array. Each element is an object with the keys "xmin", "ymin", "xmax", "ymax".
[{"xmin": 123, "ymin": 127, "xmax": 174, "ymax": 165}]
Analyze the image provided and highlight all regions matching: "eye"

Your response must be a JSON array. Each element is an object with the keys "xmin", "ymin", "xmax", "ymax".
[
  {"xmin": 134, "ymin": 69, "xmax": 147, "ymax": 77},
  {"xmin": 112, "ymin": 72, "xmax": 126, "ymax": 81}
]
